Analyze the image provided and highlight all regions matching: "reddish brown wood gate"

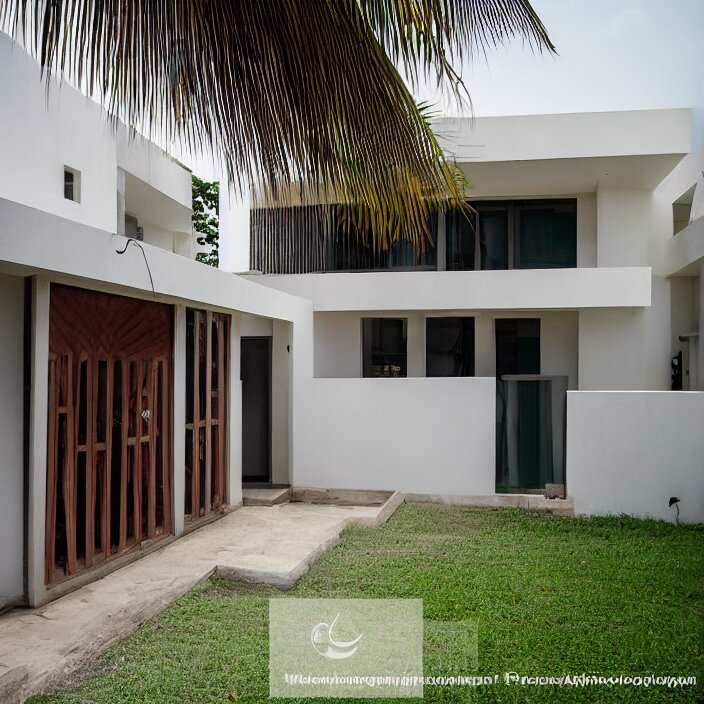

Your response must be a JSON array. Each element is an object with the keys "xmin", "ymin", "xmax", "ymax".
[
  {"xmin": 46, "ymin": 285, "xmax": 173, "ymax": 585},
  {"xmin": 185, "ymin": 309, "xmax": 230, "ymax": 523}
]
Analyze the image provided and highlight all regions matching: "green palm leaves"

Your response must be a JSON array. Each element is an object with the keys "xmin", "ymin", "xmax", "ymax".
[{"xmin": 2, "ymin": 1, "xmax": 553, "ymax": 250}]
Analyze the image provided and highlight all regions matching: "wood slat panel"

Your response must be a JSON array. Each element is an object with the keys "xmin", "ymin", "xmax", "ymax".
[
  {"xmin": 119, "ymin": 357, "xmax": 128, "ymax": 552},
  {"xmin": 63, "ymin": 355, "xmax": 77, "ymax": 576},
  {"xmin": 45, "ymin": 355, "xmax": 57, "ymax": 585},
  {"xmin": 104, "ymin": 358, "xmax": 114, "ymax": 555},
  {"xmin": 160, "ymin": 358, "xmax": 172, "ymax": 533},
  {"xmin": 216, "ymin": 318, "xmax": 226, "ymax": 508},
  {"xmin": 148, "ymin": 360, "xmax": 157, "ymax": 539},
  {"xmin": 82, "ymin": 356, "xmax": 94, "ymax": 569},
  {"xmin": 47, "ymin": 286, "xmax": 174, "ymax": 586},
  {"xmin": 191, "ymin": 312, "xmax": 200, "ymax": 518},
  {"xmin": 204, "ymin": 312, "xmax": 212, "ymax": 515}
]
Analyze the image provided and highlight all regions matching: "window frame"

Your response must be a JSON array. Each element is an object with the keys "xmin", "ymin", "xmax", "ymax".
[
  {"xmin": 63, "ymin": 166, "xmax": 81, "ymax": 203},
  {"xmin": 425, "ymin": 316, "xmax": 476, "ymax": 377},
  {"xmin": 361, "ymin": 317, "xmax": 408, "ymax": 378},
  {"xmin": 445, "ymin": 198, "xmax": 577, "ymax": 272}
]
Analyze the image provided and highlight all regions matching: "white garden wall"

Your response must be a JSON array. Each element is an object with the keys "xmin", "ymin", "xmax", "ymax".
[
  {"xmin": 295, "ymin": 377, "xmax": 496, "ymax": 495},
  {"xmin": 567, "ymin": 391, "xmax": 704, "ymax": 522}
]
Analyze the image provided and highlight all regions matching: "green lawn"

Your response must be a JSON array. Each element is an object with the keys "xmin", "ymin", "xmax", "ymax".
[{"xmin": 32, "ymin": 504, "xmax": 703, "ymax": 703}]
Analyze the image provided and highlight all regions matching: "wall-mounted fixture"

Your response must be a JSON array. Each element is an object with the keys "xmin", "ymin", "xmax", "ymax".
[{"xmin": 669, "ymin": 496, "xmax": 680, "ymax": 524}]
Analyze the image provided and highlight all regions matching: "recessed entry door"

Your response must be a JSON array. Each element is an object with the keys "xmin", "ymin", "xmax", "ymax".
[{"xmin": 241, "ymin": 337, "xmax": 272, "ymax": 482}]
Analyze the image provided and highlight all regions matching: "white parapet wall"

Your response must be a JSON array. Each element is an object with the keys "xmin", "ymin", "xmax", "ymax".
[
  {"xmin": 567, "ymin": 391, "xmax": 704, "ymax": 523},
  {"xmin": 295, "ymin": 377, "xmax": 496, "ymax": 495}
]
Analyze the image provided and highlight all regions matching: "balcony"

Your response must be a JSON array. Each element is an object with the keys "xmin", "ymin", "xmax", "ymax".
[{"xmin": 252, "ymin": 267, "xmax": 651, "ymax": 312}]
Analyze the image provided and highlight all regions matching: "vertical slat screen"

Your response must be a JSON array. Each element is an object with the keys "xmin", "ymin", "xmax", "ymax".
[
  {"xmin": 185, "ymin": 309, "xmax": 230, "ymax": 523},
  {"xmin": 46, "ymin": 285, "xmax": 173, "ymax": 586}
]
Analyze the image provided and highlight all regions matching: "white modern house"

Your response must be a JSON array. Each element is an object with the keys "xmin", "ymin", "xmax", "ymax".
[{"xmin": 0, "ymin": 30, "xmax": 703, "ymax": 612}]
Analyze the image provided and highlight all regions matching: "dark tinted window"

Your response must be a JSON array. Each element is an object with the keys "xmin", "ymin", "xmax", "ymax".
[
  {"xmin": 515, "ymin": 202, "xmax": 577, "ymax": 269},
  {"xmin": 445, "ymin": 207, "xmax": 475, "ymax": 271},
  {"xmin": 362, "ymin": 318, "xmax": 407, "ymax": 377},
  {"xmin": 495, "ymin": 319, "xmax": 540, "ymax": 378},
  {"xmin": 479, "ymin": 208, "xmax": 509, "ymax": 270},
  {"xmin": 426, "ymin": 317, "xmax": 475, "ymax": 377}
]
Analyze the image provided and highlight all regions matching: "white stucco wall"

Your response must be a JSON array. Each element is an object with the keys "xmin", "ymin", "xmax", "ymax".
[
  {"xmin": 295, "ymin": 377, "xmax": 496, "ymax": 495},
  {"xmin": 567, "ymin": 391, "xmax": 704, "ymax": 523},
  {"xmin": 596, "ymin": 188, "xmax": 656, "ymax": 267},
  {"xmin": 272, "ymin": 320, "xmax": 292, "ymax": 485},
  {"xmin": 578, "ymin": 282, "xmax": 671, "ymax": 392},
  {"xmin": 314, "ymin": 310, "xmax": 578, "ymax": 387},
  {"xmin": 0, "ymin": 34, "xmax": 117, "ymax": 233},
  {"xmin": 0, "ymin": 32, "xmax": 192, "ymax": 254},
  {"xmin": 256, "ymin": 267, "xmax": 651, "ymax": 313},
  {"xmin": 0, "ymin": 274, "xmax": 25, "ymax": 609},
  {"xmin": 1, "ymin": 199, "xmax": 315, "ymax": 605}
]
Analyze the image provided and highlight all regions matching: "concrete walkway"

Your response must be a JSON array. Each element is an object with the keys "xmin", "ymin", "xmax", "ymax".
[{"xmin": 0, "ymin": 498, "xmax": 401, "ymax": 703}]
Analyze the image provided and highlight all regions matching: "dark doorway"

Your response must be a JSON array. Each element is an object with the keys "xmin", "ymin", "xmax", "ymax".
[{"xmin": 241, "ymin": 337, "xmax": 272, "ymax": 482}]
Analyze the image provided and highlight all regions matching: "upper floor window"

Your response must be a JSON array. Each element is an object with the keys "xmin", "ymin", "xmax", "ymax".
[
  {"xmin": 446, "ymin": 199, "xmax": 577, "ymax": 271},
  {"xmin": 64, "ymin": 166, "xmax": 81, "ymax": 203}
]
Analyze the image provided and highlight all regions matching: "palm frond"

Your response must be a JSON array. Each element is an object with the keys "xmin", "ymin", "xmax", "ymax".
[{"xmin": 1, "ymin": 0, "xmax": 554, "ymax": 250}]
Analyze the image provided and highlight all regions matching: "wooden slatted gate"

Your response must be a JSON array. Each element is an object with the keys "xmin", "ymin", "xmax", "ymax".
[
  {"xmin": 185, "ymin": 309, "xmax": 230, "ymax": 523},
  {"xmin": 46, "ymin": 285, "xmax": 173, "ymax": 585}
]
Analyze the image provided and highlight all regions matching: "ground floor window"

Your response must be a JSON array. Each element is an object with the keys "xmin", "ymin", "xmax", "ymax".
[
  {"xmin": 426, "ymin": 317, "xmax": 475, "ymax": 376},
  {"xmin": 185, "ymin": 309, "xmax": 230, "ymax": 523},
  {"xmin": 362, "ymin": 318, "xmax": 407, "ymax": 377},
  {"xmin": 46, "ymin": 285, "xmax": 173, "ymax": 585},
  {"xmin": 495, "ymin": 318, "xmax": 540, "ymax": 378}
]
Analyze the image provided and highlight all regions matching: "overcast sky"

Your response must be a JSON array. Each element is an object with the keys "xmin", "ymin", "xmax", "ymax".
[{"xmin": 435, "ymin": 0, "xmax": 704, "ymax": 119}]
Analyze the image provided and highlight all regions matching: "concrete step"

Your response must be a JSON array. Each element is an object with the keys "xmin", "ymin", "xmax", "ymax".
[{"xmin": 242, "ymin": 487, "xmax": 291, "ymax": 506}]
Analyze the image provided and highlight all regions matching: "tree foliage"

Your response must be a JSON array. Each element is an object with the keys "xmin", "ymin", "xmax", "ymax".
[{"xmin": 192, "ymin": 175, "xmax": 219, "ymax": 267}]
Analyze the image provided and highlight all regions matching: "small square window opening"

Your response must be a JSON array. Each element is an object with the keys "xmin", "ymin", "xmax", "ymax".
[{"xmin": 64, "ymin": 167, "xmax": 81, "ymax": 203}]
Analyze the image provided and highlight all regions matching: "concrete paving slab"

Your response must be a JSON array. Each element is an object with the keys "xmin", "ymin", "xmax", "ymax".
[
  {"xmin": 0, "ymin": 499, "xmax": 398, "ymax": 704},
  {"xmin": 242, "ymin": 487, "xmax": 291, "ymax": 506}
]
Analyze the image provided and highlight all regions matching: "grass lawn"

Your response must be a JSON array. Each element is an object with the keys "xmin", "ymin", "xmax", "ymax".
[{"xmin": 31, "ymin": 504, "xmax": 703, "ymax": 703}]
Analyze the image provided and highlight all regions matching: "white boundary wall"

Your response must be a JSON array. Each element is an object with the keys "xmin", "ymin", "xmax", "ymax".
[
  {"xmin": 567, "ymin": 391, "xmax": 704, "ymax": 523},
  {"xmin": 295, "ymin": 377, "xmax": 496, "ymax": 495}
]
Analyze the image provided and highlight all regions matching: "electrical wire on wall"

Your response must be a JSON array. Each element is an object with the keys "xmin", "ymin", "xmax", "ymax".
[{"xmin": 115, "ymin": 238, "xmax": 157, "ymax": 301}]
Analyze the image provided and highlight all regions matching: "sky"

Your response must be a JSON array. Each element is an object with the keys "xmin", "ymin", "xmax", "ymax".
[
  {"xmin": 432, "ymin": 0, "xmax": 704, "ymax": 119},
  {"xmin": 216, "ymin": 0, "xmax": 704, "ymax": 270}
]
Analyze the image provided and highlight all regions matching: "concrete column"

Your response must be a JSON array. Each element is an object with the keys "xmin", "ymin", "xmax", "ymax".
[
  {"xmin": 407, "ymin": 313, "xmax": 425, "ymax": 377},
  {"xmin": 229, "ymin": 315, "xmax": 243, "ymax": 505},
  {"xmin": 116, "ymin": 167, "xmax": 126, "ymax": 237},
  {"xmin": 289, "ymin": 302, "xmax": 315, "ymax": 488},
  {"xmin": 436, "ymin": 211, "xmax": 446, "ymax": 271},
  {"xmin": 172, "ymin": 305, "xmax": 186, "ymax": 536},
  {"xmin": 474, "ymin": 313, "xmax": 495, "ymax": 377},
  {"xmin": 0, "ymin": 275, "xmax": 26, "ymax": 609},
  {"xmin": 271, "ymin": 320, "xmax": 291, "ymax": 485},
  {"xmin": 27, "ymin": 276, "xmax": 50, "ymax": 606}
]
